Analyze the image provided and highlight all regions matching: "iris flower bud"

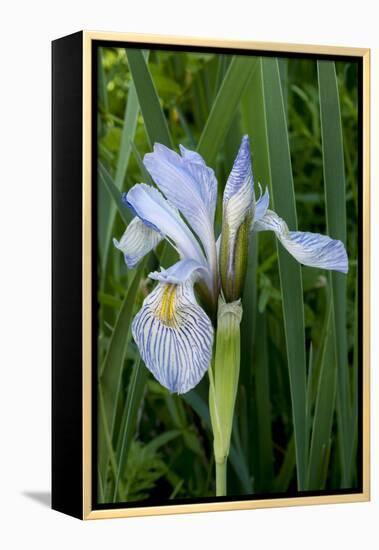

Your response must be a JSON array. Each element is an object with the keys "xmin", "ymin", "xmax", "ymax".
[{"xmin": 220, "ymin": 135, "xmax": 254, "ymax": 303}]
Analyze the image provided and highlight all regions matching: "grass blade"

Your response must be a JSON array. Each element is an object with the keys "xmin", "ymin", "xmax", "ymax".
[
  {"xmin": 348, "ymin": 275, "xmax": 359, "ymax": 482},
  {"xmin": 98, "ymin": 261, "xmax": 147, "ymax": 489},
  {"xmin": 197, "ymin": 55, "xmax": 258, "ymax": 164},
  {"xmin": 259, "ymin": 57, "xmax": 308, "ymax": 490},
  {"xmin": 113, "ymin": 358, "xmax": 148, "ymax": 501},
  {"xmin": 274, "ymin": 435, "xmax": 295, "ymax": 492},
  {"xmin": 307, "ymin": 304, "xmax": 337, "ymax": 489},
  {"xmin": 114, "ymin": 67, "xmax": 145, "ymax": 190},
  {"xmin": 240, "ymin": 66, "xmax": 273, "ymax": 482},
  {"xmin": 97, "ymin": 47, "xmax": 109, "ymax": 113},
  {"xmin": 99, "ymin": 51, "xmax": 144, "ymax": 275},
  {"xmin": 318, "ymin": 60, "xmax": 351, "ymax": 486},
  {"xmin": 130, "ymin": 141, "xmax": 154, "ymax": 186},
  {"xmin": 253, "ymin": 312, "xmax": 274, "ymax": 491},
  {"xmin": 126, "ymin": 48, "xmax": 173, "ymax": 148},
  {"xmin": 98, "ymin": 161, "xmax": 132, "ymax": 226},
  {"xmin": 239, "ymin": 232, "xmax": 258, "ymax": 471}
]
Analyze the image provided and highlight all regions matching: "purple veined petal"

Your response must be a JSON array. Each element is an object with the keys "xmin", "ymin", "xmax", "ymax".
[
  {"xmin": 124, "ymin": 183, "xmax": 206, "ymax": 268},
  {"xmin": 222, "ymin": 135, "xmax": 255, "ymax": 237},
  {"xmin": 113, "ymin": 216, "xmax": 163, "ymax": 269},
  {"xmin": 143, "ymin": 143, "xmax": 217, "ymax": 263},
  {"xmin": 179, "ymin": 144, "xmax": 218, "ymax": 225},
  {"xmin": 178, "ymin": 145, "xmax": 207, "ymax": 165},
  {"xmin": 254, "ymin": 209, "xmax": 349, "ymax": 273},
  {"xmin": 253, "ymin": 185, "xmax": 270, "ymax": 224},
  {"xmin": 132, "ymin": 277, "xmax": 214, "ymax": 394},
  {"xmin": 149, "ymin": 258, "xmax": 210, "ymax": 286}
]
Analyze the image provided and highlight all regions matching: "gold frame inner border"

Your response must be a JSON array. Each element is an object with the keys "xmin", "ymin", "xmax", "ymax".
[{"xmin": 82, "ymin": 31, "xmax": 371, "ymax": 520}]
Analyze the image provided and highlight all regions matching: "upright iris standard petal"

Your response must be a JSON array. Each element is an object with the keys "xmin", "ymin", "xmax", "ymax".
[
  {"xmin": 222, "ymin": 135, "xmax": 255, "ymax": 235},
  {"xmin": 220, "ymin": 135, "xmax": 255, "ymax": 302},
  {"xmin": 143, "ymin": 144, "xmax": 217, "ymax": 263},
  {"xmin": 132, "ymin": 277, "xmax": 214, "ymax": 394},
  {"xmin": 254, "ymin": 209, "xmax": 349, "ymax": 273},
  {"xmin": 125, "ymin": 183, "xmax": 207, "ymax": 268},
  {"xmin": 113, "ymin": 216, "xmax": 163, "ymax": 268}
]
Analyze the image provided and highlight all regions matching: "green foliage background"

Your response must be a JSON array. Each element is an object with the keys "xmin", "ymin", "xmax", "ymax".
[{"xmin": 96, "ymin": 46, "xmax": 359, "ymax": 504}]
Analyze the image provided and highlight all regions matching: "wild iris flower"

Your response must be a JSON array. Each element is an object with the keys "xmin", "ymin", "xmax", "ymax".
[{"xmin": 114, "ymin": 136, "xmax": 348, "ymax": 395}]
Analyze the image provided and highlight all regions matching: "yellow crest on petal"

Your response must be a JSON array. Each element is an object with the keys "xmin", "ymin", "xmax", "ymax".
[{"xmin": 157, "ymin": 284, "xmax": 177, "ymax": 326}]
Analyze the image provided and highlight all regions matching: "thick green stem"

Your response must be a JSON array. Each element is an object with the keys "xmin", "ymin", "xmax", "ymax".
[
  {"xmin": 209, "ymin": 297, "xmax": 243, "ymax": 498},
  {"xmin": 216, "ymin": 460, "xmax": 227, "ymax": 497}
]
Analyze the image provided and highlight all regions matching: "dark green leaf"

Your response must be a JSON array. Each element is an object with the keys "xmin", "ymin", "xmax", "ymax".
[{"xmin": 318, "ymin": 60, "xmax": 351, "ymax": 485}]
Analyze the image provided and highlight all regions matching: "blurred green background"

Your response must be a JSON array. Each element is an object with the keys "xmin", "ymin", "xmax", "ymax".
[{"xmin": 96, "ymin": 46, "xmax": 359, "ymax": 504}]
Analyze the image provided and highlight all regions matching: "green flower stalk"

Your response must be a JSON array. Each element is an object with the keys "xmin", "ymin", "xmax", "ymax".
[{"xmin": 209, "ymin": 298, "xmax": 242, "ymax": 496}]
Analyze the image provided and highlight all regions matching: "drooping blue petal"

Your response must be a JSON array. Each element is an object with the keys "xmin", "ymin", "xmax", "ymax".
[
  {"xmin": 124, "ymin": 183, "xmax": 206, "ymax": 268},
  {"xmin": 143, "ymin": 143, "xmax": 217, "ymax": 262},
  {"xmin": 253, "ymin": 186, "xmax": 269, "ymax": 224},
  {"xmin": 113, "ymin": 216, "xmax": 162, "ymax": 268},
  {"xmin": 132, "ymin": 277, "xmax": 214, "ymax": 394},
  {"xmin": 254, "ymin": 209, "xmax": 348, "ymax": 273},
  {"xmin": 222, "ymin": 135, "xmax": 255, "ymax": 237},
  {"xmin": 149, "ymin": 258, "xmax": 209, "ymax": 285}
]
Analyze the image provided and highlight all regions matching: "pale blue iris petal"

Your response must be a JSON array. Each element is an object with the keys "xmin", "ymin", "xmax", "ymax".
[
  {"xmin": 178, "ymin": 145, "xmax": 206, "ymax": 165},
  {"xmin": 113, "ymin": 216, "xmax": 162, "ymax": 268},
  {"xmin": 132, "ymin": 279, "xmax": 213, "ymax": 394},
  {"xmin": 223, "ymin": 135, "xmax": 254, "ymax": 207},
  {"xmin": 125, "ymin": 183, "xmax": 206, "ymax": 267},
  {"xmin": 254, "ymin": 209, "xmax": 348, "ymax": 273},
  {"xmin": 143, "ymin": 144, "xmax": 217, "ymax": 260},
  {"xmin": 224, "ymin": 179, "xmax": 254, "ymax": 237},
  {"xmin": 223, "ymin": 135, "xmax": 254, "ymax": 236},
  {"xmin": 149, "ymin": 258, "xmax": 209, "ymax": 285},
  {"xmin": 179, "ymin": 144, "xmax": 217, "ymax": 221},
  {"xmin": 253, "ymin": 186, "xmax": 270, "ymax": 224}
]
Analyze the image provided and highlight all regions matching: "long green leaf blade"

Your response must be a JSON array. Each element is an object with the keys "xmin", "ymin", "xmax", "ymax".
[
  {"xmin": 197, "ymin": 55, "xmax": 258, "ymax": 164},
  {"xmin": 240, "ymin": 69, "xmax": 273, "ymax": 479},
  {"xmin": 98, "ymin": 50, "xmax": 143, "ymax": 276},
  {"xmin": 98, "ymin": 261, "xmax": 146, "ymax": 487},
  {"xmin": 113, "ymin": 358, "xmax": 148, "ymax": 501},
  {"xmin": 114, "ymin": 78, "xmax": 143, "ymax": 190},
  {"xmin": 260, "ymin": 57, "xmax": 308, "ymax": 490},
  {"xmin": 239, "ymin": 232, "xmax": 258, "ymax": 471},
  {"xmin": 307, "ymin": 305, "xmax": 337, "ymax": 489},
  {"xmin": 97, "ymin": 47, "xmax": 109, "ymax": 113},
  {"xmin": 318, "ymin": 60, "xmax": 351, "ymax": 486},
  {"xmin": 253, "ymin": 312, "xmax": 274, "ymax": 491},
  {"xmin": 274, "ymin": 435, "xmax": 295, "ymax": 492},
  {"xmin": 98, "ymin": 161, "xmax": 132, "ymax": 226},
  {"xmin": 126, "ymin": 48, "xmax": 173, "ymax": 148}
]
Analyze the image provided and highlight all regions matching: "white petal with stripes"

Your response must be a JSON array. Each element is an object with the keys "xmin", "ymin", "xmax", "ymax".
[
  {"xmin": 113, "ymin": 216, "xmax": 162, "ymax": 268},
  {"xmin": 132, "ymin": 278, "xmax": 214, "ymax": 394},
  {"xmin": 254, "ymin": 209, "xmax": 348, "ymax": 273}
]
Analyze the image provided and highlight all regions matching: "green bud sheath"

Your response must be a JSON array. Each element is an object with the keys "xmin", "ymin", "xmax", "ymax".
[{"xmin": 209, "ymin": 296, "xmax": 243, "ymax": 496}]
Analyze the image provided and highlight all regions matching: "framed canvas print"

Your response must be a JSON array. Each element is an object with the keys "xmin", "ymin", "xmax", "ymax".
[{"xmin": 52, "ymin": 31, "xmax": 370, "ymax": 520}]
